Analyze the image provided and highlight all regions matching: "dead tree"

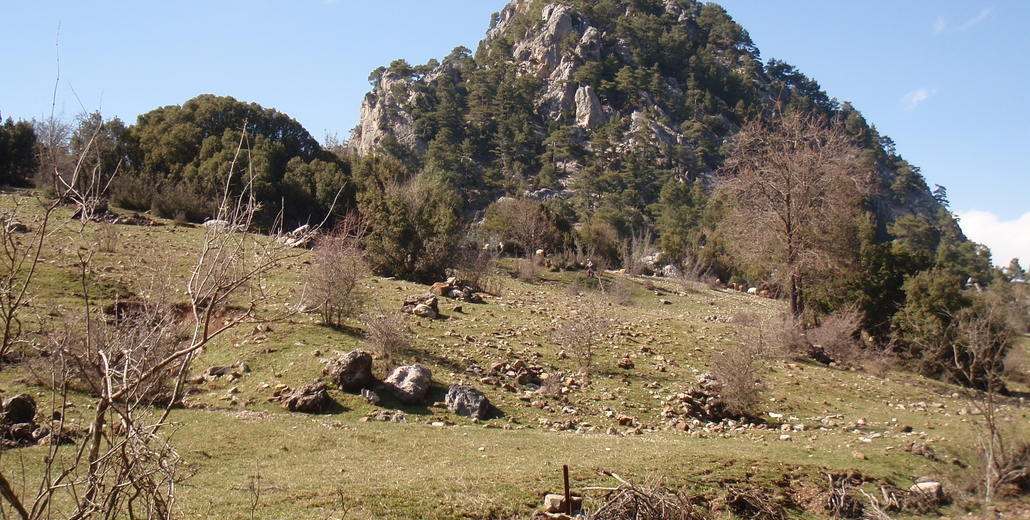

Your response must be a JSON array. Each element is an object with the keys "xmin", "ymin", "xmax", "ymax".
[{"xmin": 718, "ymin": 110, "xmax": 869, "ymax": 319}]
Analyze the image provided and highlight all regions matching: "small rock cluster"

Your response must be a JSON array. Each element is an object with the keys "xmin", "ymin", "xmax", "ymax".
[
  {"xmin": 362, "ymin": 409, "xmax": 406, "ymax": 423},
  {"xmin": 312, "ymin": 349, "xmax": 493, "ymax": 419},
  {"xmin": 474, "ymin": 358, "xmax": 550, "ymax": 392},
  {"xmin": 660, "ymin": 372, "xmax": 734, "ymax": 426},
  {"xmin": 1, "ymin": 394, "xmax": 76, "ymax": 448},
  {"xmin": 903, "ymin": 441, "xmax": 937, "ymax": 461},
  {"xmin": 189, "ymin": 362, "xmax": 251, "ymax": 384},
  {"xmin": 430, "ymin": 277, "xmax": 485, "ymax": 304},
  {"xmin": 323, "ymin": 349, "xmax": 433, "ymax": 406},
  {"xmin": 401, "ymin": 293, "xmax": 440, "ymax": 319}
]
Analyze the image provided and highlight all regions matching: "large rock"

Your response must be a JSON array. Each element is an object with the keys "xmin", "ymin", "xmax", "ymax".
[
  {"xmin": 412, "ymin": 304, "xmax": 437, "ymax": 319},
  {"xmin": 2, "ymin": 394, "xmax": 36, "ymax": 424},
  {"xmin": 8, "ymin": 423, "xmax": 34, "ymax": 442},
  {"xmin": 430, "ymin": 282, "xmax": 452, "ymax": 297},
  {"xmin": 384, "ymin": 365, "xmax": 432, "ymax": 405},
  {"xmin": 575, "ymin": 85, "xmax": 606, "ymax": 130},
  {"xmin": 909, "ymin": 481, "xmax": 943, "ymax": 499},
  {"xmin": 325, "ymin": 350, "xmax": 377, "ymax": 392},
  {"xmin": 279, "ymin": 382, "xmax": 332, "ymax": 414},
  {"xmin": 445, "ymin": 385, "xmax": 491, "ymax": 419}
]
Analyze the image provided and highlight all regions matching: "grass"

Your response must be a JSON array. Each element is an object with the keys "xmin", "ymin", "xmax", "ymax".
[{"xmin": 1, "ymin": 192, "xmax": 1028, "ymax": 518}]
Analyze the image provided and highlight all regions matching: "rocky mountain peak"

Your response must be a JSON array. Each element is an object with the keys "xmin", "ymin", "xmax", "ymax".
[{"xmin": 351, "ymin": 0, "xmax": 945, "ymax": 233}]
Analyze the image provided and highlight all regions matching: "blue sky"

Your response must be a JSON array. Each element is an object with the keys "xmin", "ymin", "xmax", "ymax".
[{"xmin": 2, "ymin": 1, "xmax": 1027, "ymax": 267}]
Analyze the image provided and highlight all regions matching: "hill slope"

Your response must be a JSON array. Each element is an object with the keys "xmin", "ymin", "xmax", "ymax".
[{"xmin": 0, "ymin": 196, "xmax": 1026, "ymax": 518}]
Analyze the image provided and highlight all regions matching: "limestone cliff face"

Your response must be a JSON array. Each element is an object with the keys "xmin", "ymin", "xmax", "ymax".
[
  {"xmin": 354, "ymin": 2, "xmax": 709, "ymax": 157},
  {"xmin": 353, "ymin": 72, "xmax": 425, "ymax": 157}
]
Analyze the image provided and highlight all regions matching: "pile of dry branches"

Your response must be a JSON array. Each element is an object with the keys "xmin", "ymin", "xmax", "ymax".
[{"xmin": 588, "ymin": 472, "xmax": 707, "ymax": 520}]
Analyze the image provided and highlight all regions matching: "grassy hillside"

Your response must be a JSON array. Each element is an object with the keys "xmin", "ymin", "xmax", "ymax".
[{"xmin": 0, "ymin": 192, "xmax": 1027, "ymax": 519}]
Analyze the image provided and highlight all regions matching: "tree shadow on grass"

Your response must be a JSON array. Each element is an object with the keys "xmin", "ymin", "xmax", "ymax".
[{"xmin": 317, "ymin": 322, "xmax": 364, "ymax": 339}]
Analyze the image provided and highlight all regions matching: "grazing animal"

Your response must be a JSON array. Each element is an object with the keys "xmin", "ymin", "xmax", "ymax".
[{"xmin": 747, "ymin": 287, "xmax": 758, "ymax": 295}]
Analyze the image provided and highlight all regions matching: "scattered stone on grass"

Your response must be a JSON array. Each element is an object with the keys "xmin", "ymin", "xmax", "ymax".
[
  {"xmin": 362, "ymin": 410, "xmax": 406, "ymax": 423},
  {"xmin": 361, "ymin": 388, "xmax": 380, "ymax": 405},
  {"xmin": 543, "ymin": 493, "xmax": 582, "ymax": 514}
]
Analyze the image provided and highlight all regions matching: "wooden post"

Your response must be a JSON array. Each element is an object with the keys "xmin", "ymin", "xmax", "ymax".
[{"xmin": 563, "ymin": 464, "xmax": 572, "ymax": 515}]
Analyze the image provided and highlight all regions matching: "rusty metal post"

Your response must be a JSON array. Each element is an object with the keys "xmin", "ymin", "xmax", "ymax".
[{"xmin": 563, "ymin": 464, "xmax": 572, "ymax": 515}]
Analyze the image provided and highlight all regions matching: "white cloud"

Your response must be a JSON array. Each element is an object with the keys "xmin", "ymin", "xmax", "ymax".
[
  {"xmin": 960, "ymin": 6, "xmax": 995, "ymax": 31},
  {"xmin": 956, "ymin": 210, "xmax": 1030, "ymax": 268},
  {"xmin": 933, "ymin": 16, "xmax": 947, "ymax": 34},
  {"xmin": 902, "ymin": 88, "xmax": 934, "ymax": 111}
]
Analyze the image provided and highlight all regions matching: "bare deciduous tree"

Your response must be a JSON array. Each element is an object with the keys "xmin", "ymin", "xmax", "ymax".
[
  {"xmin": 949, "ymin": 300, "xmax": 1027, "ymax": 502},
  {"xmin": 0, "ymin": 199, "xmax": 60, "ymax": 364},
  {"xmin": 304, "ymin": 211, "xmax": 369, "ymax": 328},
  {"xmin": 550, "ymin": 298, "xmax": 610, "ymax": 372},
  {"xmin": 0, "ymin": 124, "xmax": 319, "ymax": 520},
  {"xmin": 361, "ymin": 301, "xmax": 412, "ymax": 360},
  {"xmin": 483, "ymin": 198, "xmax": 561, "ymax": 258},
  {"xmin": 718, "ymin": 110, "xmax": 869, "ymax": 319}
]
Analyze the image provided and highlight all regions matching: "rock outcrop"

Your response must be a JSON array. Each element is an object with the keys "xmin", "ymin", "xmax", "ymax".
[
  {"xmin": 513, "ymin": 4, "xmax": 578, "ymax": 77},
  {"xmin": 575, "ymin": 85, "xmax": 606, "ymax": 129},
  {"xmin": 352, "ymin": 71, "xmax": 428, "ymax": 156},
  {"xmin": 352, "ymin": 1, "xmax": 716, "ymax": 177},
  {"xmin": 352, "ymin": 0, "xmax": 951, "ymax": 242}
]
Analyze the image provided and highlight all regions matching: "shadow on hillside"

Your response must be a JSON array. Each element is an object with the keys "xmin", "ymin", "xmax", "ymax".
[
  {"xmin": 1003, "ymin": 389, "xmax": 1030, "ymax": 402},
  {"xmin": 321, "ymin": 398, "xmax": 351, "ymax": 415},
  {"xmin": 318, "ymin": 322, "xmax": 364, "ymax": 339}
]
